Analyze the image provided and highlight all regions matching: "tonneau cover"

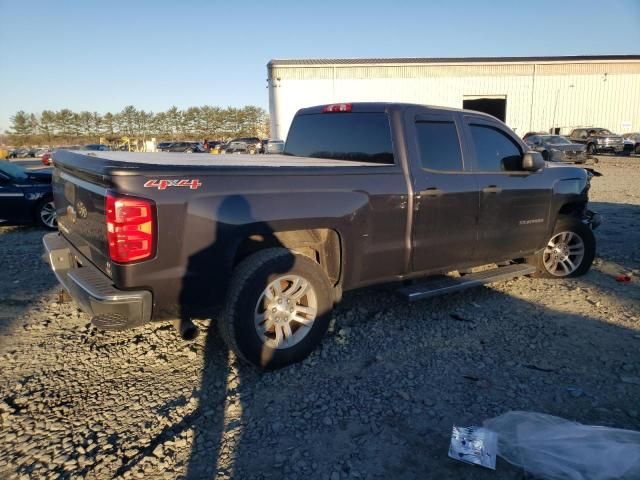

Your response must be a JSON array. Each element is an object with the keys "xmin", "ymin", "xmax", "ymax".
[{"xmin": 58, "ymin": 151, "xmax": 387, "ymax": 168}]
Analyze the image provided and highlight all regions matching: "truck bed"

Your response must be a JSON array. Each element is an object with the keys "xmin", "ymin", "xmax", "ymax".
[{"xmin": 55, "ymin": 150, "xmax": 387, "ymax": 170}]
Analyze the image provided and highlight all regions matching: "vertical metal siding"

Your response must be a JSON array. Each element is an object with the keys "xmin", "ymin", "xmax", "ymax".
[{"xmin": 269, "ymin": 61, "xmax": 640, "ymax": 140}]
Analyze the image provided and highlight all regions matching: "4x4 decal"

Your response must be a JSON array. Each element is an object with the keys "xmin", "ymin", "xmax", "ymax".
[{"xmin": 144, "ymin": 179, "xmax": 202, "ymax": 190}]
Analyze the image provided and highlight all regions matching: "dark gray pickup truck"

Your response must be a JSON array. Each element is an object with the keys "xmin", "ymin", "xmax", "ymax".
[{"xmin": 43, "ymin": 102, "xmax": 600, "ymax": 368}]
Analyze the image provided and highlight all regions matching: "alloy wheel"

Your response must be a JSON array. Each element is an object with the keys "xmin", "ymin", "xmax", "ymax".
[
  {"xmin": 543, "ymin": 231, "xmax": 585, "ymax": 277},
  {"xmin": 40, "ymin": 201, "xmax": 57, "ymax": 228},
  {"xmin": 254, "ymin": 274, "xmax": 318, "ymax": 349}
]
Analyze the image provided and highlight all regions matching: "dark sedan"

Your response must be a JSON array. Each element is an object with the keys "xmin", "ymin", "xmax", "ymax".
[
  {"xmin": 158, "ymin": 142, "xmax": 205, "ymax": 153},
  {"xmin": 0, "ymin": 160, "xmax": 56, "ymax": 229},
  {"xmin": 525, "ymin": 135, "xmax": 587, "ymax": 164}
]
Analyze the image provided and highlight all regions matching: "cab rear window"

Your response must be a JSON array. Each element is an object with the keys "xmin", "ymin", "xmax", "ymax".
[{"xmin": 283, "ymin": 113, "xmax": 394, "ymax": 164}]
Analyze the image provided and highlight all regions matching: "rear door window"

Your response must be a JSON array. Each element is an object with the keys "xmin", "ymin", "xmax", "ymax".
[
  {"xmin": 284, "ymin": 113, "xmax": 394, "ymax": 163},
  {"xmin": 415, "ymin": 121, "xmax": 463, "ymax": 171}
]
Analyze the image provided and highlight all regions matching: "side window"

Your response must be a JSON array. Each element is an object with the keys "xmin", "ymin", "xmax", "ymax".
[
  {"xmin": 415, "ymin": 121, "xmax": 463, "ymax": 171},
  {"xmin": 469, "ymin": 124, "xmax": 523, "ymax": 172}
]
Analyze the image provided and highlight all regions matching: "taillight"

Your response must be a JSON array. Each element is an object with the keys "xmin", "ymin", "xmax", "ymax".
[
  {"xmin": 322, "ymin": 103, "xmax": 352, "ymax": 113},
  {"xmin": 105, "ymin": 193, "xmax": 155, "ymax": 263}
]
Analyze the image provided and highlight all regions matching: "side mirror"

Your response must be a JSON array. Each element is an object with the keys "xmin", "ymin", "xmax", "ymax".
[{"xmin": 522, "ymin": 151, "xmax": 545, "ymax": 171}]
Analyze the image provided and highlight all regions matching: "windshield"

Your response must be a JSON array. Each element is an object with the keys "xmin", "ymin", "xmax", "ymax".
[
  {"xmin": 541, "ymin": 136, "xmax": 572, "ymax": 145},
  {"xmin": 0, "ymin": 160, "xmax": 28, "ymax": 180},
  {"xmin": 591, "ymin": 129, "xmax": 613, "ymax": 135}
]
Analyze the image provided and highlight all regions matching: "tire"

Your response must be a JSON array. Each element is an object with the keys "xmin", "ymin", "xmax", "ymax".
[
  {"xmin": 526, "ymin": 215, "xmax": 595, "ymax": 278},
  {"xmin": 37, "ymin": 199, "xmax": 57, "ymax": 230},
  {"xmin": 635, "ymin": 144, "xmax": 640, "ymax": 155},
  {"xmin": 586, "ymin": 143, "xmax": 596, "ymax": 155},
  {"xmin": 220, "ymin": 248, "xmax": 334, "ymax": 369},
  {"xmin": 541, "ymin": 150, "xmax": 549, "ymax": 161}
]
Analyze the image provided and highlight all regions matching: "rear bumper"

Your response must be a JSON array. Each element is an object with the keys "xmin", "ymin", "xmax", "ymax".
[{"xmin": 42, "ymin": 232, "xmax": 152, "ymax": 330}]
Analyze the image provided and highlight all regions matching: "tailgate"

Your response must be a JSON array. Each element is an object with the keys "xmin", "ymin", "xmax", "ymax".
[{"xmin": 52, "ymin": 167, "xmax": 111, "ymax": 277}]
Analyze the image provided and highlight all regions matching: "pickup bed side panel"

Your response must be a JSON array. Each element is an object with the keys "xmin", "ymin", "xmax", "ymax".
[{"xmin": 111, "ymin": 169, "xmax": 408, "ymax": 320}]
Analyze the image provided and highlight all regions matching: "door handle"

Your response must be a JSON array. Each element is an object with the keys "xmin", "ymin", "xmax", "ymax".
[
  {"xmin": 482, "ymin": 185, "xmax": 502, "ymax": 194},
  {"xmin": 419, "ymin": 187, "xmax": 443, "ymax": 197}
]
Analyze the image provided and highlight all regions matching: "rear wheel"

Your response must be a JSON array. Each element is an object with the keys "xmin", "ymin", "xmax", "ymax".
[
  {"xmin": 527, "ymin": 216, "xmax": 595, "ymax": 278},
  {"xmin": 586, "ymin": 143, "xmax": 596, "ymax": 155},
  {"xmin": 219, "ymin": 248, "xmax": 334, "ymax": 369}
]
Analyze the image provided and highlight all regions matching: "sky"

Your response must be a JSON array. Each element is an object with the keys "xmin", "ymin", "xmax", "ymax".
[{"xmin": 0, "ymin": 0, "xmax": 639, "ymax": 132}]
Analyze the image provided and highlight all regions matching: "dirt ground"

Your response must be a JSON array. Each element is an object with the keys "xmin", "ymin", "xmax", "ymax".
[{"xmin": 1, "ymin": 155, "xmax": 639, "ymax": 480}]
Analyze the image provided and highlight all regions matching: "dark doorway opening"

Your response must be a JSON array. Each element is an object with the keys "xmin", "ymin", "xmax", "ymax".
[{"xmin": 462, "ymin": 97, "xmax": 507, "ymax": 122}]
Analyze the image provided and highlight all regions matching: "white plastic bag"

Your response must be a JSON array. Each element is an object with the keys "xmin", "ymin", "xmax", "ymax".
[{"xmin": 484, "ymin": 411, "xmax": 640, "ymax": 480}]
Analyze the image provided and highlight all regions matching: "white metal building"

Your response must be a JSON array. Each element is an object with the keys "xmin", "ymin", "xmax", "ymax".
[{"xmin": 267, "ymin": 55, "xmax": 640, "ymax": 140}]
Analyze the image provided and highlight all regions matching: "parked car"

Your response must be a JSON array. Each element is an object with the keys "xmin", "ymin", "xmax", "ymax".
[
  {"xmin": 622, "ymin": 132, "xmax": 640, "ymax": 154},
  {"xmin": 223, "ymin": 141, "xmax": 251, "ymax": 154},
  {"xmin": 224, "ymin": 137, "xmax": 262, "ymax": 154},
  {"xmin": 41, "ymin": 150, "xmax": 53, "ymax": 166},
  {"xmin": 524, "ymin": 135, "xmax": 587, "ymax": 164},
  {"xmin": 0, "ymin": 160, "xmax": 56, "ymax": 229},
  {"xmin": 622, "ymin": 139, "xmax": 634, "ymax": 155},
  {"xmin": 157, "ymin": 142, "xmax": 174, "ymax": 151},
  {"xmin": 264, "ymin": 139, "xmax": 285, "ymax": 154},
  {"xmin": 568, "ymin": 128, "xmax": 624, "ymax": 155},
  {"xmin": 34, "ymin": 148, "xmax": 49, "ymax": 158},
  {"xmin": 522, "ymin": 131, "xmax": 548, "ymax": 141},
  {"xmin": 82, "ymin": 144, "xmax": 110, "ymax": 151},
  {"xmin": 158, "ymin": 142, "xmax": 205, "ymax": 153},
  {"xmin": 8, "ymin": 148, "xmax": 30, "ymax": 158},
  {"xmin": 40, "ymin": 145, "xmax": 85, "ymax": 166},
  {"xmin": 623, "ymin": 132, "xmax": 640, "ymax": 154},
  {"xmin": 205, "ymin": 141, "xmax": 225, "ymax": 153},
  {"xmin": 44, "ymin": 102, "xmax": 600, "ymax": 369}
]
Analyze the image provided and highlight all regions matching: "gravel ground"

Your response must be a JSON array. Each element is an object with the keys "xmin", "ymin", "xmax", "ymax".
[{"xmin": 1, "ymin": 155, "xmax": 639, "ymax": 480}]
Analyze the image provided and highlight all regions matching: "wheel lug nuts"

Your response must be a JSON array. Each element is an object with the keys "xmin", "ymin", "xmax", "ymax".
[
  {"xmin": 278, "ymin": 299, "xmax": 282, "ymax": 304},
  {"xmin": 272, "ymin": 308, "xmax": 277, "ymax": 313}
]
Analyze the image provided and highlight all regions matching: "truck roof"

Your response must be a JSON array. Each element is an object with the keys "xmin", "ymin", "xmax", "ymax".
[{"xmin": 296, "ymin": 102, "xmax": 497, "ymax": 120}]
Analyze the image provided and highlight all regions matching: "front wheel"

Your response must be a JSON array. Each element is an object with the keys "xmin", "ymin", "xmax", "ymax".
[
  {"xmin": 586, "ymin": 143, "xmax": 596, "ymax": 155},
  {"xmin": 37, "ymin": 200, "xmax": 57, "ymax": 230},
  {"xmin": 527, "ymin": 216, "xmax": 595, "ymax": 278},
  {"xmin": 219, "ymin": 248, "xmax": 334, "ymax": 369}
]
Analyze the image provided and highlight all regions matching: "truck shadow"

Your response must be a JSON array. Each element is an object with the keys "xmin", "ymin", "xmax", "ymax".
[
  {"xmin": 168, "ymin": 280, "xmax": 640, "ymax": 479},
  {"xmin": 113, "ymin": 201, "xmax": 640, "ymax": 479},
  {"xmin": 115, "ymin": 195, "xmax": 294, "ymax": 479},
  {"xmin": 0, "ymin": 226, "xmax": 59, "ymax": 343}
]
